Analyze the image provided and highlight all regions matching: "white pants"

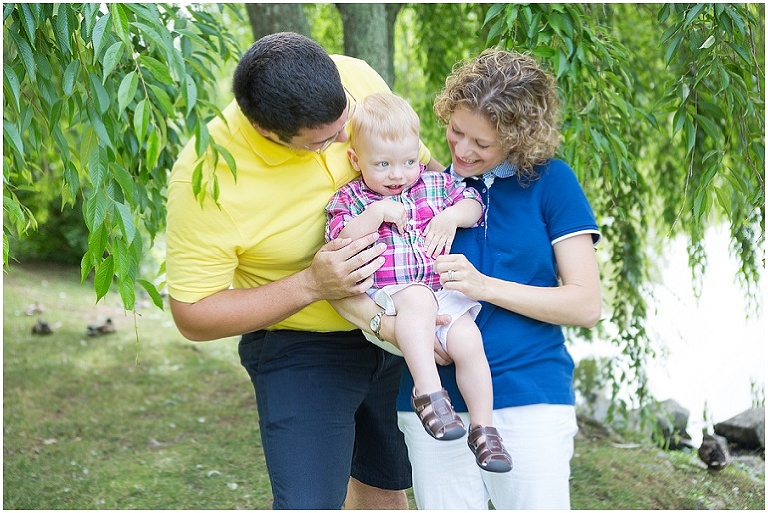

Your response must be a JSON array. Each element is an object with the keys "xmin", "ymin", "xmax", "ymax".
[{"xmin": 398, "ymin": 404, "xmax": 578, "ymax": 510}]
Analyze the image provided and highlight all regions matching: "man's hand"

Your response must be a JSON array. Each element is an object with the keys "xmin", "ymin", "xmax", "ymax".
[{"xmin": 306, "ymin": 233, "xmax": 386, "ymax": 301}]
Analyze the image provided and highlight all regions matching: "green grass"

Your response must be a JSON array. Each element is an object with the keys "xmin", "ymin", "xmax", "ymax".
[
  {"xmin": 4, "ymin": 263, "xmax": 765, "ymax": 509},
  {"xmin": 3, "ymin": 264, "xmax": 270, "ymax": 509},
  {"xmin": 571, "ymin": 421, "xmax": 765, "ymax": 509}
]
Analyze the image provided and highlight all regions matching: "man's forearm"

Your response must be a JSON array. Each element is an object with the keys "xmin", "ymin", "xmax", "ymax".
[
  {"xmin": 169, "ymin": 234, "xmax": 387, "ymax": 341},
  {"xmin": 170, "ymin": 270, "xmax": 318, "ymax": 341}
]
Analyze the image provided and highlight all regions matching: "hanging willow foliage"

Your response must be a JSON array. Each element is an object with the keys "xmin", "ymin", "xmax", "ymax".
[{"xmin": 3, "ymin": 3, "xmax": 243, "ymax": 309}]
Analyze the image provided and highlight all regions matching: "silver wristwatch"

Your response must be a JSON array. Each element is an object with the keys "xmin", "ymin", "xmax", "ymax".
[{"xmin": 369, "ymin": 309, "xmax": 386, "ymax": 341}]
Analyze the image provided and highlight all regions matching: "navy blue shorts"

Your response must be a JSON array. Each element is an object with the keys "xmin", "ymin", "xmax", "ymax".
[{"xmin": 238, "ymin": 329, "xmax": 411, "ymax": 509}]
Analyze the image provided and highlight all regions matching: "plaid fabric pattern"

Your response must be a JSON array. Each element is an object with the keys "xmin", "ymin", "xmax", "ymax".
[{"xmin": 326, "ymin": 168, "xmax": 483, "ymax": 291}]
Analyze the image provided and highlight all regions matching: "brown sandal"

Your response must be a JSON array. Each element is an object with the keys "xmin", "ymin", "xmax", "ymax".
[
  {"xmin": 467, "ymin": 425, "xmax": 512, "ymax": 473},
  {"xmin": 411, "ymin": 388, "xmax": 466, "ymax": 441}
]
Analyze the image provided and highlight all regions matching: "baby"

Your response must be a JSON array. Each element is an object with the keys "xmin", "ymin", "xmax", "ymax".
[{"xmin": 325, "ymin": 92, "xmax": 511, "ymax": 472}]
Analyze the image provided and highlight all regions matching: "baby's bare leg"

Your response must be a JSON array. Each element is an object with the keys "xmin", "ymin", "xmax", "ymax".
[
  {"xmin": 446, "ymin": 314, "xmax": 493, "ymax": 427},
  {"xmin": 391, "ymin": 285, "xmax": 441, "ymax": 396}
]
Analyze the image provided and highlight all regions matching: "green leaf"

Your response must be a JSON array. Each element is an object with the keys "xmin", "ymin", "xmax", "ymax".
[
  {"xmin": 79, "ymin": 126, "xmax": 100, "ymax": 170},
  {"xmin": 18, "ymin": 3, "xmax": 37, "ymax": 42},
  {"xmin": 101, "ymin": 41, "xmax": 124, "ymax": 82},
  {"xmin": 146, "ymin": 128, "xmax": 161, "ymax": 170},
  {"xmin": 183, "ymin": 75, "xmax": 197, "ymax": 116},
  {"xmin": 91, "ymin": 12, "xmax": 111, "ymax": 60},
  {"xmin": 663, "ymin": 32, "xmax": 684, "ymax": 65},
  {"xmin": 672, "ymin": 106, "xmax": 686, "ymax": 135},
  {"xmin": 174, "ymin": 27, "xmax": 208, "ymax": 48},
  {"xmin": 683, "ymin": 4, "xmax": 707, "ymax": 29},
  {"xmin": 485, "ymin": 16, "xmax": 505, "ymax": 43},
  {"xmin": 94, "ymin": 254, "xmax": 115, "ymax": 302},
  {"xmin": 112, "ymin": 236, "xmax": 130, "ymax": 280},
  {"xmin": 724, "ymin": 5, "xmax": 747, "ymax": 39},
  {"xmin": 482, "ymin": 3, "xmax": 506, "ymax": 26},
  {"xmin": 532, "ymin": 45, "xmax": 556, "ymax": 59},
  {"xmin": 87, "ymin": 223, "xmax": 109, "ymax": 264},
  {"xmin": 64, "ymin": 162, "xmax": 79, "ymax": 201},
  {"xmin": 133, "ymin": 98, "xmax": 149, "ymax": 143},
  {"xmin": 88, "ymin": 72, "xmax": 110, "ymax": 114},
  {"xmin": 110, "ymin": 4, "xmax": 131, "ymax": 47},
  {"xmin": 9, "ymin": 31, "xmax": 35, "ymax": 83},
  {"xmin": 192, "ymin": 160, "xmax": 204, "ymax": 199},
  {"xmin": 115, "ymin": 201, "xmax": 137, "ymax": 243},
  {"xmin": 147, "ymin": 84, "xmax": 174, "ymax": 116},
  {"xmin": 80, "ymin": 250, "xmax": 94, "ymax": 283},
  {"xmin": 131, "ymin": 21, "xmax": 174, "ymax": 63},
  {"xmin": 49, "ymin": 99, "xmax": 63, "ymax": 135},
  {"xmin": 54, "ymin": 4, "xmax": 71, "ymax": 55},
  {"xmin": 85, "ymin": 189, "xmax": 108, "ymax": 232},
  {"xmin": 693, "ymin": 114, "xmax": 722, "ymax": 142},
  {"xmin": 118, "ymin": 277, "xmax": 136, "ymax": 310},
  {"xmin": 62, "ymin": 59, "xmax": 79, "ymax": 96},
  {"xmin": 195, "ymin": 121, "xmax": 209, "ymax": 156},
  {"xmin": 137, "ymin": 279, "xmax": 165, "ymax": 309},
  {"xmin": 3, "ymin": 64, "xmax": 21, "ymax": 112},
  {"xmin": 212, "ymin": 143, "xmax": 237, "ymax": 182},
  {"xmin": 117, "ymin": 71, "xmax": 138, "ymax": 114},
  {"xmin": 86, "ymin": 99, "xmax": 114, "ymax": 149},
  {"xmin": 727, "ymin": 41, "xmax": 753, "ymax": 67},
  {"xmin": 88, "ymin": 146, "xmax": 107, "ymax": 190},
  {"xmin": 555, "ymin": 48, "xmax": 568, "ymax": 79},
  {"xmin": 684, "ymin": 117, "xmax": 696, "ymax": 156},
  {"xmin": 211, "ymin": 172, "xmax": 220, "ymax": 202},
  {"xmin": 111, "ymin": 163, "xmax": 135, "ymax": 203},
  {"xmin": 3, "ymin": 120, "xmax": 24, "ymax": 161},
  {"xmin": 138, "ymin": 55, "xmax": 174, "ymax": 83},
  {"xmin": 3, "ymin": 193, "xmax": 25, "ymax": 227},
  {"xmin": 713, "ymin": 184, "xmax": 731, "ymax": 213}
]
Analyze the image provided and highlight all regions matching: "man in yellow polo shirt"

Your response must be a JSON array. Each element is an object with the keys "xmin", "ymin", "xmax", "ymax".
[{"xmin": 166, "ymin": 32, "xmax": 435, "ymax": 509}]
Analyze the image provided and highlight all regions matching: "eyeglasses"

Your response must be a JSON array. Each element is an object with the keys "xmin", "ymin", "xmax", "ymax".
[{"xmin": 299, "ymin": 88, "xmax": 357, "ymax": 154}]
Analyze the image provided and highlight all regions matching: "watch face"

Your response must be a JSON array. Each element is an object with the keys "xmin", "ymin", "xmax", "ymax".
[{"xmin": 370, "ymin": 311, "xmax": 384, "ymax": 335}]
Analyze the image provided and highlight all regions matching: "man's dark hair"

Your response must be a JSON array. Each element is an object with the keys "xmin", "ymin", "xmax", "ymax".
[{"xmin": 232, "ymin": 32, "xmax": 347, "ymax": 140}]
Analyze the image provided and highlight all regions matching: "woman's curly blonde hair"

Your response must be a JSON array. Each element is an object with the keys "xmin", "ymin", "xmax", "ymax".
[{"xmin": 434, "ymin": 49, "xmax": 561, "ymax": 183}]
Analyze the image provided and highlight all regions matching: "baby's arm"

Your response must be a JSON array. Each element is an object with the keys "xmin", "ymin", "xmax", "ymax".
[
  {"xmin": 337, "ymin": 199, "xmax": 407, "ymax": 240},
  {"xmin": 423, "ymin": 198, "xmax": 483, "ymax": 257}
]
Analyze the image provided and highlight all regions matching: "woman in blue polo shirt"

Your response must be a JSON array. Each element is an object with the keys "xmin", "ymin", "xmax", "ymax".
[{"xmin": 395, "ymin": 49, "xmax": 602, "ymax": 509}]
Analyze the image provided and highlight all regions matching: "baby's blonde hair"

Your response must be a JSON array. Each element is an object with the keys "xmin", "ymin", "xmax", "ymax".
[{"xmin": 348, "ymin": 92, "xmax": 420, "ymax": 148}]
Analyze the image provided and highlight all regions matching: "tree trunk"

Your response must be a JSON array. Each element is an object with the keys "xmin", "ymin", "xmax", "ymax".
[
  {"xmin": 245, "ymin": 3, "xmax": 310, "ymax": 41},
  {"xmin": 336, "ymin": 3, "xmax": 402, "ymax": 87}
]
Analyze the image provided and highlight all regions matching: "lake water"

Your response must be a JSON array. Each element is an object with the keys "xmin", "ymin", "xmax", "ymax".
[{"xmin": 571, "ymin": 225, "xmax": 765, "ymax": 446}]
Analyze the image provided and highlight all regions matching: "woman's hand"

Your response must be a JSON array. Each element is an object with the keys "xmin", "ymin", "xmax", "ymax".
[{"xmin": 435, "ymin": 254, "xmax": 487, "ymax": 301}]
